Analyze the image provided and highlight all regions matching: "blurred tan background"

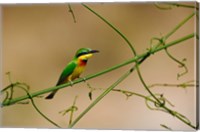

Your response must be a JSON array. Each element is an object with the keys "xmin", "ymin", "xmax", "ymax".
[{"xmin": 1, "ymin": 2, "xmax": 197, "ymax": 130}]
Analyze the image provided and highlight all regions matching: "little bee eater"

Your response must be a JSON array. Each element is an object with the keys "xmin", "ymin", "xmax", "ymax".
[{"xmin": 45, "ymin": 48, "xmax": 99, "ymax": 99}]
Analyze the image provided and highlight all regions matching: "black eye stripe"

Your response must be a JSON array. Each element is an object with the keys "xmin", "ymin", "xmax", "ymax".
[{"xmin": 76, "ymin": 52, "xmax": 88, "ymax": 57}]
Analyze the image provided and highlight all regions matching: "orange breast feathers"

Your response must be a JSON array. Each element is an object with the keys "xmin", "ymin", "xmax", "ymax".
[{"xmin": 78, "ymin": 59, "xmax": 88, "ymax": 66}]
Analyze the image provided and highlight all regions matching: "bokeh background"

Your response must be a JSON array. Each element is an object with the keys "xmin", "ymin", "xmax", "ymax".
[{"xmin": 1, "ymin": 2, "xmax": 198, "ymax": 130}]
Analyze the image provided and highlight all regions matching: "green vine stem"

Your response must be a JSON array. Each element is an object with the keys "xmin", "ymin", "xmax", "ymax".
[
  {"xmin": 1, "ymin": 32, "xmax": 195, "ymax": 107},
  {"xmin": 148, "ymin": 80, "xmax": 196, "ymax": 89},
  {"xmin": 68, "ymin": 67, "xmax": 135, "ymax": 128},
  {"xmin": 155, "ymin": 3, "xmax": 199, "ymax": 10},
  {"xmin": 164, "ymin": 12, "xmax": 195, "ymax": 40},
  {"xmin": 1, "ymin": 75, "xmax": 61, "ymax": 128},
  {"xmin": 81, "ymin": 3, "xmax": 137, "ymax": 56}
]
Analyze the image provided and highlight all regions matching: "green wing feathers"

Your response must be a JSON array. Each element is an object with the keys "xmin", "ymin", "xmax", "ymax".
[
  {"xmin": 56, "ymin": 61, "xmax": 77, "ymax": 86},
  {"xmin": 45, "ymin": 61, "xmax": 77, "ymax": 99}
]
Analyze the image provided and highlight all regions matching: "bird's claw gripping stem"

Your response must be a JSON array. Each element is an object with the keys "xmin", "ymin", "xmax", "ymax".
[
  {"xmin": 69, "ymin": 81, "xmax": 74, "ymax": 86},
  {"xmin": 81, "ymin": 77, "xmax": 87, "ymax": 82}
]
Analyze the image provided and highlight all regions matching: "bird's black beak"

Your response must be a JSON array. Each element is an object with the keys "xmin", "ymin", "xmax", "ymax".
[{"xmin": 90, "ymin": 50, "xmax": 99, "ymax": 54}]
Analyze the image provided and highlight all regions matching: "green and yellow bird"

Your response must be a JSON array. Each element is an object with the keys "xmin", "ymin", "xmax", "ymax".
[{"xmin": 45, "ymin": 48, "xmax": 99, "ymax": 99}]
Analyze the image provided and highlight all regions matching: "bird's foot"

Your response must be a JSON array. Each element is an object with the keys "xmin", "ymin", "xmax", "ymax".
[
  {"xmin": 80, "ymin": 77, "xmax": 87, "ymax": 82},
  {"xmin": 69, "ymin": 81, "xmax": 74, "ymax": 87}
]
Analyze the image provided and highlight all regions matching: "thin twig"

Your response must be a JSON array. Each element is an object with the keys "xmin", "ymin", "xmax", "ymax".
[
  {"xmin": 69, "ymin": 96, "xmax": 78, "ymax": 126},
  {"xmin": 160, "ymin": 124, "xmax": 172, "ymax": 130},
  {"xmin": 68, "ymin": 4, "xmax": 76, "ymax": 23}
]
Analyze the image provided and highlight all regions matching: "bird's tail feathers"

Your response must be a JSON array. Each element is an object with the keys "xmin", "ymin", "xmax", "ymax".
[{"xmin": 45, "ymin": 90, "xmax": 57, "ymax": 99}]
